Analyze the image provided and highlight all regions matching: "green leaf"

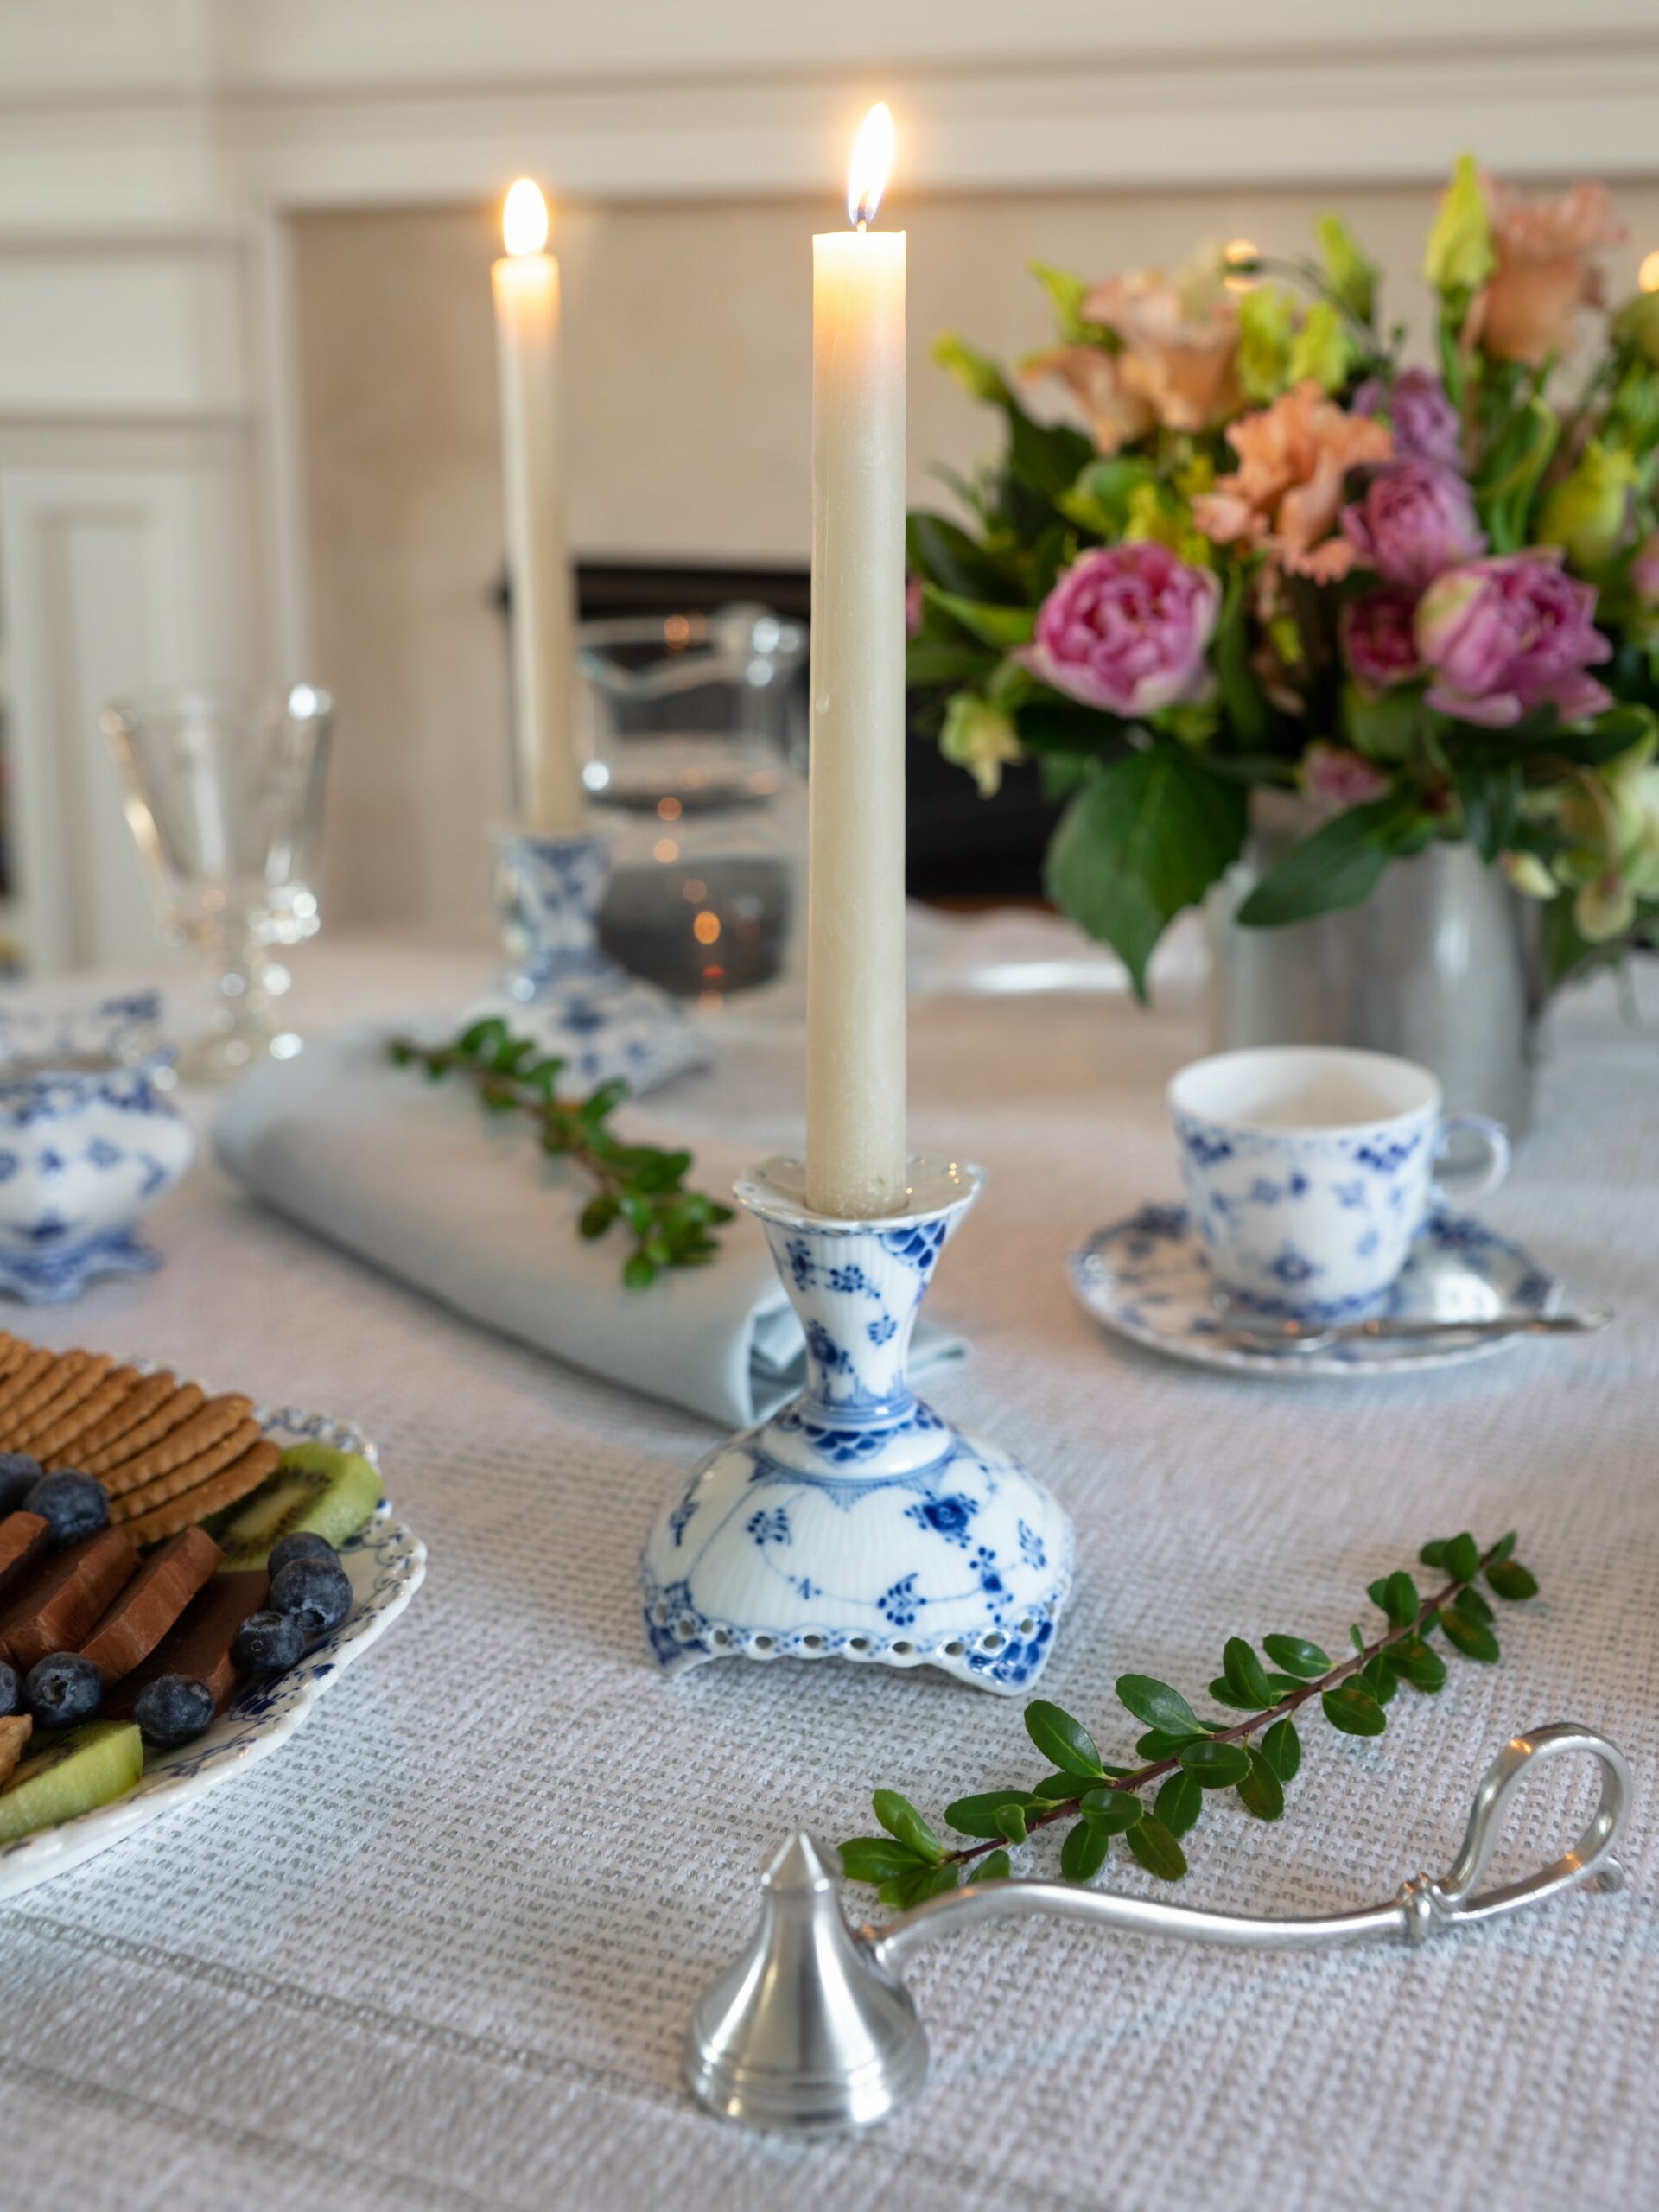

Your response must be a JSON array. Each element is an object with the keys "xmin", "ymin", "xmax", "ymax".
[
  {"xmin": 1261, "ymin": 1717, "xmax": 1301, "ymax": 1782},
  {"xmin": 578, "ymin": 1196, "xmax": 620, "ymax": 1240},
  {"xmin": 1025, "ymin": 1700, "xmax": 1106, "ymax": 1780},
  {"xmin": 1486, "ymin": 1560, "xmax": 1539, "ymax": 1601},
  {"xmin": 1381, "ymin": 1571, "xmax": 1420, "ymax": 1630},
  {"xmin": 893, "ymin": 1861, "xmax": 962, "ymax": 1910},
  {"xmin": 1418, "ymin": 1539, "xmax": 1450, "ymax": 1570},
  {"xmin": 1323, "ymin": 1684, "xmax": 1388, "ymax": 1737},
  {"xmin": 1061, "ymin": 1818, "xmax": 1110, "ymax": 1884},
  {"xmin": 1235, "ymin": 792, "xmax": 1421, "ymax": 929},
  {"xmin": 1358, "ymin": 1653, "xmax": 1398, "ymax": 1707},
  {"xmin": 1349, "ymin": 1624, "xmax": 1367, "ymax": 1656},
  {"xmin": 1236, "ymin": 1748, "xmax": 1286, "ymax": 1822},
  {"xmin": 1154, "ymin": 1770, "xmax": 1203, "ymax": 1839},
  {"xmin": 1046, "ymin": 752, "xmax": 1248, "ymax": 1001},
  {"xmin": 1446, "ymin": 1532, "xmax": 1480, "ymax": 1583},
  {"xmin": 1115, "ymin": 1674, "xmax": 1201, "ymax": 1736},
  {"xmin": 1126, "ymin": 1813, "xmax": 1188, "ymax": 1882},
  {"xmin": 995, "ymin": 1802, "xmax": 1028, "ymax": 1844},
  {"xmin": 906, "ymin": 637, "xmax": 999, "ymax": 689},
  {"xmin": 1262, "ymin": 1635, "xmax": 1331, "ymax": 1681},
  {"xmin": 974, "ymin": 1849, "xmax": 1013, "ymax": 1884},
  {"xmin": 1222, "ymin": 1637, "xmax": 1275, "ymax": 1708},
  {"xmin": 922, "ymin": 585, "xmax": 1036, "ymax": 649},
  {"xmin": 838, "ymin": 1838, "xmax": 925, "ymax": 1885},
  {"xmin": 1078, "ymin": 1788, "xmax": 1143, "ymax": 1835},
  {"xmin": 621, "ymin": 1253, "xmax": 657, "ymax": 1291},
  {"xmin": 906, "ymin": 510, "xmax": 1020, "ymax": 602},
  {"xmin": 1136, "ymin": 1728, "xmax": 1207, "ymax": 1760},
  {"xmin": 1454, "ymin": 1586, "xmax": 1494, "ymax": 1627},
  {"xmin": 1488, "ymin": 1531, "xmax": 1518, "ymax": 1565},
  {"xmin": 872, "ymin": 1790, "xmax": 947, "ymax": 1864},
  {"xmin": 1440, "ymin": 1609, "xmax": 1501, "ymax": 1663},
  {"xmin": 1032, "ymin": 1771, "xmax": 1081, "ymax": 1802},
  {"xmin": 945, "ymin": 1790, "xmax": 1042, "ymax": 1840},
  {"xmin": 1389, "ymin": 1636, "xmax": 1447, "ymax": 1694},
  {"xmin": 1207, "ymin": 1679, "xmax": 1259, "ymax": 1712},
  {"xmin": 1178, "ymin": 1739, "xmax": 1252, "ymax": 1789}
]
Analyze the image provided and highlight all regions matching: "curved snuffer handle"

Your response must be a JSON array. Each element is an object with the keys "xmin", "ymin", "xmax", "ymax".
[{"xmin": 875, "ymin": 1720, "xmax": 1630, "ymax": 1968}]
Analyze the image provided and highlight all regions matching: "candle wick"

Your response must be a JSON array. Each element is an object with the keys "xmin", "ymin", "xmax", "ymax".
[{"xmin": 855, "ymin": 217, "xmax": 868, "ymax": 234}]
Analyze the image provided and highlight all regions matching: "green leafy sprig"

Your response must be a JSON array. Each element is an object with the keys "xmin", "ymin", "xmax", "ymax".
[
  {"xmin": 842, "ymin": 1532, "xmax": 1539, "ymax": 1907},
  {"xmin": 390, "ymin": 1017, "xmax": 732, "ymax": 1288}
]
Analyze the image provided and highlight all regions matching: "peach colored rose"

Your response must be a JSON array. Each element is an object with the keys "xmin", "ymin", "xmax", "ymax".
[
  {"xmin": 1193, "ymin": 382, "xmax": 1394, "ymax": 581},
  {"xmin": 1471, "ymin": 179, "xmax": 1624, "ymax": 367},
  {"xmin": 1025, "ymin": 254, "xmax": 1241, "ymax": 452}
]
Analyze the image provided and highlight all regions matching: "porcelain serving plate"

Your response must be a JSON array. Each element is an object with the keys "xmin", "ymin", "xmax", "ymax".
[
  {"xmin": 0, "ymin": 1405, "xmax": 425, "ymax": 1900},
  {"xmin": 1068, "ymin": 1204, "xmax": 1560, "ymax": 1379}
]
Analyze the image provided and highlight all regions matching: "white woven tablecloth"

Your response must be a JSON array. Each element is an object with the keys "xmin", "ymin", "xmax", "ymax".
[{"xmin": 1, "ymin": 924, "xmax": 1655, "ymax": 2212}]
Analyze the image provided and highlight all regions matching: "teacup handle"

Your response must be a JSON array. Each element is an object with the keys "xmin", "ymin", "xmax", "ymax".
[{"xmin": 1432, "ymin": 1112, "xmax": 1510, "ymax": 1207}]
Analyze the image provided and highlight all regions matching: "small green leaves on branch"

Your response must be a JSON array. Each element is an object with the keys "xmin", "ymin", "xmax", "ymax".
[
  {"xmin": 389, "ymin": 1018, "xmax": 732, "ymax": 1288},
  {"xmin": 840, "ymin": 1531, "xmax": 1540, "ymax": 1903}
]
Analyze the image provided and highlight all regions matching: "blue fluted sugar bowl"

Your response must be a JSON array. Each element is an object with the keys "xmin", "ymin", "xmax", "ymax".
[{"xmin": 0, "ymin": 995, "xmax": 194, "ymax": 1301}]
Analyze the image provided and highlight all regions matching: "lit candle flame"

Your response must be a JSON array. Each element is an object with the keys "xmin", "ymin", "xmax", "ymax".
[
  {"xmin": 846, "ymin": 102, "xmax": 893, "ymax": 230},
  {"xmin": 1640, "ymin": 247, "xmax": 1659, "ymax": 294},
  {"xmin": 503, "ymin": 178, "xmax": 550, "ymax": 257}
]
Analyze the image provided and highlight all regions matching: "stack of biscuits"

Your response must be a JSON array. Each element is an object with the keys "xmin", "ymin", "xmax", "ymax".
[{"xmin": 0, "ymin": 1338, "xmax": 281, "ymax": 1548}]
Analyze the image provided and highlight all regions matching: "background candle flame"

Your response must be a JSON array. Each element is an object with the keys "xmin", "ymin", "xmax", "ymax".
[
  {"xmin": 846, "ymin": 103, "xmax": 894, "ymax": 229},
  {"xmin": 503, "ymin": 178, "xmax": 550, "ymax": 257}
]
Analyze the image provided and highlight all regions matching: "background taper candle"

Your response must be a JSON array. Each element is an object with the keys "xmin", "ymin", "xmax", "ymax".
[
  {"xmin": 805, "ymin": 105, "xmax": 909, "ymax": 1219},
  {"xmin": 492, "ymin": 179, "xmax": 585, "ymax": 834}
]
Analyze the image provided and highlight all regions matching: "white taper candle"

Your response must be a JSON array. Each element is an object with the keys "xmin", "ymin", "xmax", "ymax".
[
  {"xmin": 804, "ymin": 107, "xmax": 908, "ymax": 1219},
  {"xmin": 492, "ymin": 180, "xmax": 586, "ymax": 834}
]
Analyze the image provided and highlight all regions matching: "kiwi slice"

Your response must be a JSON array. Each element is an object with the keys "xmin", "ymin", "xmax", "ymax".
[
  {"xmin": 0, "ymin": 1719, "xmax": 143, "ymax": 1843},
  {"xmin": 214, "ymin": 1442, "xmax": 384, "ymax": 1572}
]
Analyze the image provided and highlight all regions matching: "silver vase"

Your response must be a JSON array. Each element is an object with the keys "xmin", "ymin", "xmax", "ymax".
[{"xmin": 1207, "ymin": 794, "xmax": 1545, "ymax": 1135}]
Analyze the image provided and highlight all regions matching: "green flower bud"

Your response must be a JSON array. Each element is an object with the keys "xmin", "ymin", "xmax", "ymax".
[
  {"xmin": 1315, "ymin": 213, "xmax": 1377, "ymax": 324},
  {"xmin": 1499, "ymin": 850, "xmax": 1558, "ymax": 900},
  {"xmin": 939, "ymin": 691, "xmax": 1022, "ymax": 798},
  {"xmin": 1236, "ymin": 285, "xmax": 1297, "ymax": 403},
  {"xmin": 1612, "ymin": 289, "xmax": 1659, "ymax": 368},
  {"xmin": 1536, "ymin": 441, "xmax": 1637, "ymax": 570},
  {"xmin": 1423, "ymin": 154, "xmax": 1495, "ymax": 295},
  {"xmin": 1287, "ymin": 300, "xmax": 1352, "ymax": 395}
]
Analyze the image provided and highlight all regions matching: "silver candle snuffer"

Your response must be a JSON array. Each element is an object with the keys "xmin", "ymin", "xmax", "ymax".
[{"xmin": 685, "ymin": 1720, "xmax": 1630, "ymax": 2135}]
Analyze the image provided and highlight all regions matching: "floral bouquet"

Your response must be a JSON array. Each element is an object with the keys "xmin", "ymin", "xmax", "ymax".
[{"xmin": 907, "ymin": 159, "xmax": 1659, "ymax": 995}]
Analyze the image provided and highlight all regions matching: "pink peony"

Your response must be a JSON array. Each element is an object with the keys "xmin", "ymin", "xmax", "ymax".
[
  {"xmin": 1020, "ymin": 543, "xmax": 1220, "ymax": 718},
  {"xmin": 1342, "ymin": 585, "xmax": 1423, "ymax": 694},
  {"xmin": 1415, "ymin": 550, "xmax": 1612, "ymax": 728},
  {"xmin": 1352, "ymin": 369, "xmax": 1463, "ymax": 471},
  {"xmin": 1301, "ymin": 742, "xmax": 1393, "ymax": 806},
  {"xmin": 1341, "ymin": 461, "xmax": 1486, "ymax": 589}
]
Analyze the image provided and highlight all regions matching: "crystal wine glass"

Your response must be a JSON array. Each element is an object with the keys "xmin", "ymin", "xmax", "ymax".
[{"xmin": 100, "ymin": 683, "xmax": 333, "ymax": 1083}]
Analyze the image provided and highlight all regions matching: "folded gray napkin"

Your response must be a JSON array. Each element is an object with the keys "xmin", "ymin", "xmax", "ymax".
[{"xmin": 213, "ymin": 1026, "xmax": 964, "ymax": 1427}]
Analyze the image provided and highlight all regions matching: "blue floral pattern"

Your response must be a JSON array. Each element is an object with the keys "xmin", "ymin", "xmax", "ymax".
[
  {"xmin": 482, "ymin": 830, "xmax": 706, "ymax": 1095},
  {"xmin": 639, "ymin": 1154, "xmax": 1074, "ymax": 1695}
]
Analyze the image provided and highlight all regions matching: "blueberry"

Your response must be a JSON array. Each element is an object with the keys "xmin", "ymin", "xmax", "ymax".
[
  {"xmin": 132, "ymin": 1673, "xmax": 215, "ymax": 1750},
  {"xmin": 23, "ymin": 1470, "xmax": 109, "ymax": 1548},
  {"xmin": 267, "ymin": 1531, "xmax": 339, "ymax": 1578},
  {"xmin": 24, "ymin": 1652, "xmax": 102, "ymax": 1731},
  {"xmin": 232, "ymin": 1610, "xmax": 306, "ymax": 1675},
  {"xmin": 0, "ymin": 1452, "xmax": 43, "ymax": 1516},
  {"xmin": 0, "ymin": 1661, "xmax": 19, "ymax": 1719},
  {"xmin": 268, "ymin": 1555, "xmax": 353, "ymax": 1637}
]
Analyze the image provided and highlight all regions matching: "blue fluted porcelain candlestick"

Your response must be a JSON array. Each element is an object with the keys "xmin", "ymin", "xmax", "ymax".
[
  {"xmin": 477, "ymin": 829, "xmax": 707, "ymax": 1094},
  {"xmin": 640, "ymin": 1155, "xmax": 1073, "ymax": 1693}
]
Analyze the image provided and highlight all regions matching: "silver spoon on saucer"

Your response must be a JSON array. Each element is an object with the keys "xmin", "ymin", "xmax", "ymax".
[{"xmin": 1211, "ymin": 1294, "xmax": 1613, "ymax": 1357}]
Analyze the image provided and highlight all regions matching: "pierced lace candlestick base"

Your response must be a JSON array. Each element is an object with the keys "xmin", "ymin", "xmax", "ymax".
[
  {"xmin": 640, "ymin": 1155, "xmax": 1073, "ymax": 1694},
  {"xmin": 472, "ymin": 829, "xmax": 707, "ymax": 1094}
]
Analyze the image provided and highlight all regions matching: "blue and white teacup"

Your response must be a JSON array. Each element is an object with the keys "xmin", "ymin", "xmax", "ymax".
[{"xmin": 1169, "ymin": 1046, "xmax": 1510, "ymax": 1324}]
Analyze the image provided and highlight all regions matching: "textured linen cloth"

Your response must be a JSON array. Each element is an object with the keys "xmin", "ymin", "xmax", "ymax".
[
  {"xmin": 212, "ymin": 1023, "xmax": 962, "ymax": 1427},
  {"xmin": 0, "ymin": 921, "xmax": 1655, "ymax": 2212}
]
